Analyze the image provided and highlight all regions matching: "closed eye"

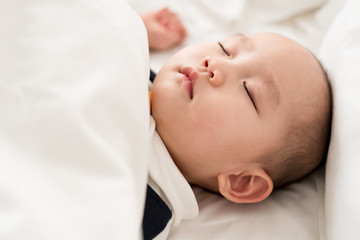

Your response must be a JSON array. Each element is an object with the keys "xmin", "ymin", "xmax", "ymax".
[
  {"xmin": 243, "ymin": 81, "xmax": 257, "ymax": 111},
  {"xmin": 218, "ymin": 41, "xmax": 230, "ymax": 56}
]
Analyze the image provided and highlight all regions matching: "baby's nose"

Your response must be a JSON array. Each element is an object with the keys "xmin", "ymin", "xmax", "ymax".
[{"xmin": 200, "ymin": 56, "xmax": 225, "ymax": 87}]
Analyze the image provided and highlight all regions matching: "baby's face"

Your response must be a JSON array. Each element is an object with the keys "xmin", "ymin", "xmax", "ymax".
[{"xmin": 152, "ymin": 33, "xmax": 323, "ymax": 188}]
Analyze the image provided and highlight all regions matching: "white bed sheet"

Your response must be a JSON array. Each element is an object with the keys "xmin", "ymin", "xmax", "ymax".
[
  {"xmin": 320, "ymin": 0, "xmax": 360, "ymax": 238},
  {"xmin": 128, "ymin": 0, "xmax": 346, "ymax": 239}
]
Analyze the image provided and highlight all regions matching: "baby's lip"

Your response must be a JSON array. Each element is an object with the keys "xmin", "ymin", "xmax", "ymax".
[
  {"xmin": 180, "ymin": 66, "xmax": 198, "ymax": 99},
  {"xmin": 180, "ymin": 66, "xmax": 198, "ymax": 81}
]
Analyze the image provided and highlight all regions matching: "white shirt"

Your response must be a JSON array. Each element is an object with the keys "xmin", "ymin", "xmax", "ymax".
[{"xmin": 148, "ymin": 117, "xmax": 199, "ymax": 239}]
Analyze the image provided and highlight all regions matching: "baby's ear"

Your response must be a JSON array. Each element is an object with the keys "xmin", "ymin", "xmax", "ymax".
[{"xmin": 217, "ymin": 169, "xmax": 273, "ymax": 203}]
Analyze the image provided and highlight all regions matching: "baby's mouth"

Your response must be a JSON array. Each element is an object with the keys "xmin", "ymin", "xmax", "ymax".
[{"xmin": 180, "ymin": 67, "xmax": 198, "ymax": 99}]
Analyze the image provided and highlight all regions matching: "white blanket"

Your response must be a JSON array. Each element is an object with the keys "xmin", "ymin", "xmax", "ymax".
[{"xmin": 0, "ymin": 0, "xmax": 149, "ymax": 239}]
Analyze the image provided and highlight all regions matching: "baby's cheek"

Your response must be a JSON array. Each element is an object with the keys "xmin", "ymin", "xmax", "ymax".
[{"xmin": 191, "ymin": 104, "xmax": 229, "ymax": 138}]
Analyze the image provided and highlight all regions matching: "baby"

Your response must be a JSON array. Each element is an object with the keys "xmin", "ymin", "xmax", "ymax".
[
  {"xmin": 140, "ymin": 8, "xmax": 331, "ymax": 239},
  {"xmin": 150, "ymin": 32, "xmax": 332, "ymax": 204}
]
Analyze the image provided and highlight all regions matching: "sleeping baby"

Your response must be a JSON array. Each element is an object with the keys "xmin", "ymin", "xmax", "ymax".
[{"xmin": 141, "ymin": 10, "xmax": 332, "ymax": 240}]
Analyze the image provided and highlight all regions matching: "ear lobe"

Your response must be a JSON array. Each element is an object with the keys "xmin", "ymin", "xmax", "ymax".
[{"xmin": 217, "ymin": 169, "xmax": 273, "ymax": 203}]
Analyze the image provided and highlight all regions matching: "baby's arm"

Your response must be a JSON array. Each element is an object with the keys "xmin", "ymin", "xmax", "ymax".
[{"xmin": 141, "ymin": 7, "xmax": 187, "ymax": 51}]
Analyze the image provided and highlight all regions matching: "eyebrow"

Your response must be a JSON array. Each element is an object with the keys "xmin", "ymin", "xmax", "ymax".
[
  {"xmin": 234, "ymin": 32, "xmax": 246, "ymax": 37},
  {"xmin": 232, "ymin": 33, "xmax": 254, "ymax": 51},
  {"xmin": 233, "ymin": 32, "xmax": 250, "ymax": 41},
  {"xmin": 264, "ymin": 73, "xmax": 280, "ymax": 108}
]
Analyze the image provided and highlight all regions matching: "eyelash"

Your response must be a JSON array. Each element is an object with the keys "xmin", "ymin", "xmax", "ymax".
[
  {"xmin": 243, "ymin": 81, "xmax": 257, "ymax": 111},
  {"xmin": 218, "ymin": 41, "xmax": 230, "ymax": 56}
]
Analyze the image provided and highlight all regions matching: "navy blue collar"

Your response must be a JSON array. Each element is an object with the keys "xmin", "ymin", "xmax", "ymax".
[{"xmin": 142, "ymin": 185, "xmax": 172, "ymax": 240}]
